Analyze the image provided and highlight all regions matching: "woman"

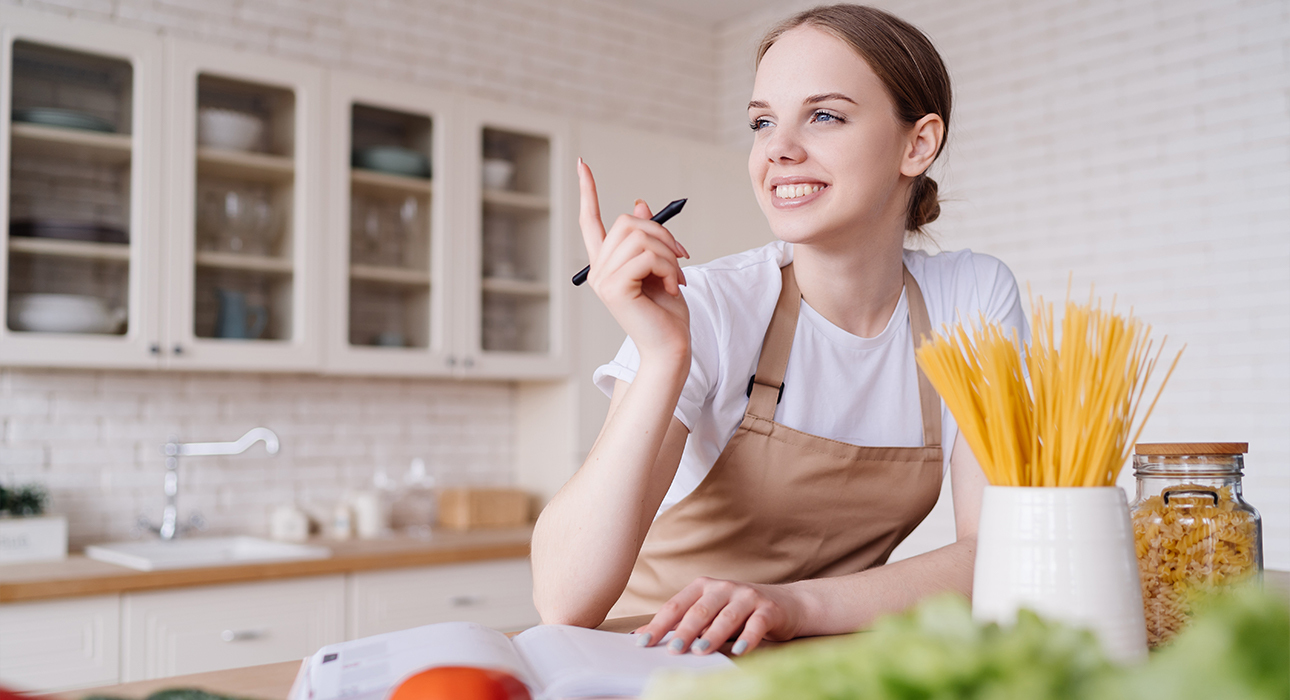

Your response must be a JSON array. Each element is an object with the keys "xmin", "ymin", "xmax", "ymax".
[{"xmin": 531, "ymin": 4, "xmax": 1027, "ymax": 656}]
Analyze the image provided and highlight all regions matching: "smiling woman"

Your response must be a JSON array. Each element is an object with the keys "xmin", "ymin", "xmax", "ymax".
[{"xmin": 531, "ymin": 3, "xmax": 1026, "ymax": 657}]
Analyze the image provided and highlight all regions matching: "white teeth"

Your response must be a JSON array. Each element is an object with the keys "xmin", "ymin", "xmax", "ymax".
[{"xmin": 775, "ymin": 184, "xmax": 823, "ymax": 199}]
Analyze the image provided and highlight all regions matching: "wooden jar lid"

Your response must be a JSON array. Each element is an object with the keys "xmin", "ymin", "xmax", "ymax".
[{"xmin": 1135, "ymin": 442, "xmax": 1248, "ymax": 456}]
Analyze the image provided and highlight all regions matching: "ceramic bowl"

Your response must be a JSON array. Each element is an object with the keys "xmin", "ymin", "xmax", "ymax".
[
  {"xmin": 481, "ymin": 158, "xmax": 515, "ymax": 190},
  {"xmin": 8, "ymin": 293, "xmax": 126, "ymax": 334},
  {"xmin": 352, "ymin": 146, "xmax": 431, "ymax": 178},
  {"xmin": 198, "ymin": 108, "xmax": 264, "ymax": 151}
]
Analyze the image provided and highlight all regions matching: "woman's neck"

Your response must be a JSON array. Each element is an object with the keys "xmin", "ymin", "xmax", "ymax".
[{"xmin": 791, "ymin": 230, "xmax": 907, "ymax": 339}]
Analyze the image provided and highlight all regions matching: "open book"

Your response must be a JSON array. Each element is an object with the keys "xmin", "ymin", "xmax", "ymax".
[{"xmin": 290, "ymin": 622, "xmax": 734, "ymax": 700}]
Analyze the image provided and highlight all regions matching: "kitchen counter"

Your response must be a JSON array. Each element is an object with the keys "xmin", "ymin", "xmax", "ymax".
[
  {"xmin": 0, "ymin": 528, "xmax": 532, "ymax": 603},
  {"xmin": 58, "ymin": 616, "xmax": 650, "ymax": 700},
  {"xmin": 61, "ymin": 572, "xmax": 1290, "ymax": 700}
]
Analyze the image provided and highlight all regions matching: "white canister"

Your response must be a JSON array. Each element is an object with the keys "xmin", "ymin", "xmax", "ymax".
[
  {"xmin": 269, "ymin": 505, "xmax": 310, "ymax": 543},
  {"xmin": 351, "ymin": 491, "xmax": 387, "ymax": 539},
  {"xmin": 972, "ymin": 485, "xmax": 1148, "ymax": 664},
  {"xmin": 330, "ymin": 502, "xmax": 354, "ymax": 541}
]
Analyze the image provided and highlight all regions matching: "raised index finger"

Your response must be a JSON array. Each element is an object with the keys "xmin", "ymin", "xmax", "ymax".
[{"xmin": 577, "ymin": 158, "xmax": 607, "ymax": 262}]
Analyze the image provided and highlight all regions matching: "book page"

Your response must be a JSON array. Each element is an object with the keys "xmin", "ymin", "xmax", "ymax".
[
  {"xmin": 513, "ymin": 625, "xmax": 734, "ymax": 699},
  {"xmin": 307, "ymin": 621, "xmax": 538, "ymax": 700}
]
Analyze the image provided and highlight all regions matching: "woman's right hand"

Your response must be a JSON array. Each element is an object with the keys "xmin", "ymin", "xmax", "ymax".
[{"xmin": 578, "ymin": 159, "xmax": 691, "ymax": 362}]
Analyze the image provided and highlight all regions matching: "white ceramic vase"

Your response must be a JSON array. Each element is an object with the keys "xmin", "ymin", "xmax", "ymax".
[{"xmin": 972, "ymin": 485, "xmax": 1148, "ymax": 663}]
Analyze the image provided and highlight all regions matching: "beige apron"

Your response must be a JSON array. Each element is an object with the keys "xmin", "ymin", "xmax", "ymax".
[{"xmin": 613, "ymin": 262, "xmax": 945, "ymax": 616}]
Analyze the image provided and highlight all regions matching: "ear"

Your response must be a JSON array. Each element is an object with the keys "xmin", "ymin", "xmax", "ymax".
[{"xmin": 900, "ymin": 113, "xmax": 944, "ymax": 178}]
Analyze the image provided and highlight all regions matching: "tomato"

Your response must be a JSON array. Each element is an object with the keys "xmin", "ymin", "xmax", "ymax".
[{"xmin": 387, "ymin": 666, "xmax": 531, "ymax": 700}]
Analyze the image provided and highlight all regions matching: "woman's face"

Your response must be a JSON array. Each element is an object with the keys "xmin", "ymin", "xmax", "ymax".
[{"xmin": 748, "ymin": 26, "xmax": 911, "ymax": 247}]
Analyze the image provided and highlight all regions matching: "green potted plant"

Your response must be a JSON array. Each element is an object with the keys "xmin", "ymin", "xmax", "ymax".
[{"xmin": 0, "ymin": 482, "xmax": 67, "ymax": 564}]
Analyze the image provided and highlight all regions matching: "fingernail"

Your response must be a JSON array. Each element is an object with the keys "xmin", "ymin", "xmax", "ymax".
[
  {"xmin": 634, "ymin": 198, "xmax": 646, "ymax": 207},
  {"xmin": 681, "ymin": 242, "xmax": 691, "ymax": 258},
  {"xmin": 636, "ymin": 632, "xmax": 652, "ymax": 647},
  {"xmin": 668, "ymin": 637, "xmax": 687, "ymax": 653},
  {"xmin": 578, "ymin": 156, "xmax": 583, "ymax": 166},
  {"xmin": 692, "ymin": 639, "xmax": 710, "ymax": 653},
  {"xmin": 732, "ymin": 640, "xmax": 748, "ymax": 656}
]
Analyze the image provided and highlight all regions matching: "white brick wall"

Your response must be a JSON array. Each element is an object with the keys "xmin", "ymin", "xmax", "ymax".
[
  {"xmin": 718, "ymin": 0, "xmax": 1290, "ymax": 568},
  {"xmin": 0, "ymin": 368, "xmax": 514, "ymax": 550}
]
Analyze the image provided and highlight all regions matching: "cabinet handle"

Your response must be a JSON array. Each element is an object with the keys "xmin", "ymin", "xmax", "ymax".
[
  {"xmin": 463, "ymin": 357, "xmax": 475, "ymax": 369},
  {"xmin": 449, "ymin": 594, "xmax": 484, "ymax": 608},
  {"xmin": 447, "ymin": 355, "xmax": 457, "ymax": 367},
  {"xmin": 149, "ymin": 343, "xmax": 161, "ymax": 355},
  {"xmin": 173, "ymin": 344, "xmax": 185, "ymax": 356},
  {"xmin": 221, "ymin": 628, "xmax": 266, "ymax": 642}
]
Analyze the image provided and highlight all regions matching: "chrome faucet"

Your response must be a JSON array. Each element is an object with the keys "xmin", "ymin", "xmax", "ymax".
[{"xmin": 139, "ymin": 427, "xmax": 280, "ymax": 541}]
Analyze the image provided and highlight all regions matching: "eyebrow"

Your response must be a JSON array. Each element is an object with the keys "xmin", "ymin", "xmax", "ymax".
[{"xmin": 747, "ymin": 93, "xmax": 857, "ymax": 110}]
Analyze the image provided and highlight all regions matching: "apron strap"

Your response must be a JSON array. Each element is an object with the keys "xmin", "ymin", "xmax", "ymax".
[
  {"xmin": 903, "ymin": 266, "xmax": 942, "ymax": 448},
  {"xmin": 746, "ymin": 263, "xmax": 800, "ymax": 420}
]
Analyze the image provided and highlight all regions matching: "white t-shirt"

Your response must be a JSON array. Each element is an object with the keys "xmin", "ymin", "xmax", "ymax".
[{"xmin": 593, "ymin": 241, "xmax": 1029, "ymax": 516}]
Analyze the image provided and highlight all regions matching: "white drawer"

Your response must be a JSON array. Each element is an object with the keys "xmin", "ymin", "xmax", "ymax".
[
  {"xmin": 348, "ymin": 558, "xmax": 540, "ymax": 638},
  {"xmin": 121, "ymin": 575, "xmax": 345, "ymax": 681},
  {"xmin": 0, "ymin": 594, "xmax": 120, "ymax": 692}
]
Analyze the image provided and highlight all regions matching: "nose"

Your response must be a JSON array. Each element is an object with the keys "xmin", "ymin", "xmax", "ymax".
[{"xmin": 764, "ymin": 123, "xmax": 807, "ymax": 164}]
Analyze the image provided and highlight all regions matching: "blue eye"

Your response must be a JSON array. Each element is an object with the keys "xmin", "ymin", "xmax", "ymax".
[
  {"xmin": 812, "ymin": 110, "xmax": 843, "ymax": 124},
  {"xmin": 749, "ymin": 117, "xmax": 772, "ymax": 131}
]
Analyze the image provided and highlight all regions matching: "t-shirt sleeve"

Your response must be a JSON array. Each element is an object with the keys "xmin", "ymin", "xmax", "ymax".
[
  {"xmin": 591, "ymin": 273, "xmax": 723, "ymax": 432},
  {"xmin": 972, "ymin": 253, "xmax": 1030, "ymax": 343}
]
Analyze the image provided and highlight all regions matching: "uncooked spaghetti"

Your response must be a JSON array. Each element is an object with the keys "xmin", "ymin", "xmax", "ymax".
[{"xmin": 915, "ymin": 295, "xmax": 1182, "ymax": 487}]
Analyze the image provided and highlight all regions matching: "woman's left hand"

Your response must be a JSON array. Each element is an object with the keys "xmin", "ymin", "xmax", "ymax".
[{"xmin": 633, "ymin": 577, "xmax": 807, "ymax": 656}]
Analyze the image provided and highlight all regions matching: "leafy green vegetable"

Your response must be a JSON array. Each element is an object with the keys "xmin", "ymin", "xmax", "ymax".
[
  {"xmin": 1093, "ymin": 585, "xmax": 1289, "ymax": 700},
  {"xmin": 645, "ymin": 586, "xmax": 1289, "ymax": 700},
  {"xmin": 644, "ymin": 594, "xmax": 1110, "ymax": 700}
]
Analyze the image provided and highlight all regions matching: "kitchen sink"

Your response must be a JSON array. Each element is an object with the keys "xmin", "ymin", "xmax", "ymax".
[{"xmin": 84, "ymin": 536, "xmax": 330, "ymax": 571}]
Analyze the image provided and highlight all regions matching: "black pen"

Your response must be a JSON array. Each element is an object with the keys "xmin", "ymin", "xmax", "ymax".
[{"xmin": 572, "ymin": 198, "xmax": 687, "ymax": 286}]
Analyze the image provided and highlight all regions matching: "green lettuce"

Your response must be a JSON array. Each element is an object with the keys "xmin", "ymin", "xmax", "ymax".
[{"xmin": 644, "ymin": 586, "xmax": 1288, "ymax": 700}]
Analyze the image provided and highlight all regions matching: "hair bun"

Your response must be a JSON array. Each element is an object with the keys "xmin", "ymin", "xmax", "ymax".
[{"xmin": 908, "ymin": 175, "xmax": 941, "ymax": 232}]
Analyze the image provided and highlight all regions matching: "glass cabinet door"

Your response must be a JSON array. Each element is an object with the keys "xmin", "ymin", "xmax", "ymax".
[
  {"xmin": 324, "ymin": 72, "xmax": 452, "ymax": 376},
  {"xmin": 163, "ymin": 41, "xmax": 322, "ymax": 370},
  {"xmin": 463, "ymin": 103, "xmax": 568, "ymax": 378},
  {"xmin": 0, "ymin": 12, "xmax": 162, "ymax": 368}
]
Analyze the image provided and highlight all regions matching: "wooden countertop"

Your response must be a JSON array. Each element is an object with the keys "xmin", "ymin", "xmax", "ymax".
[{"xmin": 0, "ymin": 528, "xmax": 532, "ymax": 603}]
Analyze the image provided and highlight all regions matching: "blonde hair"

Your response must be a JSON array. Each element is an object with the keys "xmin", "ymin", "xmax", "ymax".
[{"xmin": 757, "ymin": 4, "xmax": 951, "ymax": 235}]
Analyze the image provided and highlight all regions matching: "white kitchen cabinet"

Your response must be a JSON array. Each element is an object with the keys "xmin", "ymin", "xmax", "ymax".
[
  {"xmin": 347, "ymin": 558, "xmax": 540, "ymax": 638},
  {"xmin": 120, "ymin": 575, "xmax": 345, "ymax": 682},
  {"xmin": 1, "ymin": 15, "xmax": 569, "ymax": 379},
  {"xmin": 0, "ymin": 8, "xmax": 164, "ymax": 369},
  {"xmin": 451, "ymin": 99, "xmax": 571, "ymax": 379},
  {"xmin": 0, "ymin": 594, "xmax": 121, "ymax": 692},
  {"xmin": 160, "ymin": 39, "xmax": 325, "ymax": 371},
  {"xmin": 323, "ymin": 71, "xmax": 457, "ymax": 376}
]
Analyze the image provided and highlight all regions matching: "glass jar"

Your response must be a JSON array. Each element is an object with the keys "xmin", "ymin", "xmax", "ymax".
[{"xmin": 1129, "ymin": 442, "xmax": 1262, "ymax": 647}]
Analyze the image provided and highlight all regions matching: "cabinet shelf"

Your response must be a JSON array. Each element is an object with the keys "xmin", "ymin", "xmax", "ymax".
[
  {"xmin": 7, "ymin": 237, "xmax": 131, "ymax": 261},
  {"xmin": 481, "ymin": 277, "xmax": 548, "ymax": 297},
  {"xmin": 194, "ymin": 251, "xmax": 293, "ymax": 274},
  {"xmin": 481, "ymin": 189, "xmax": 548, "ymax": 213},
  {"xmin": 351, "ymin": 168, "xmax": 433, "ymax": 195},
  {"xmin": 10, "ymin": 122, "xmax": 132, "ymax": 165},
  {"xmin": 196, "ymin": 147, "xmax": 294, "ymax": 184},
  {"xmin": 349, "ymin": 264, "xmax": 431, "ymax": 286}
]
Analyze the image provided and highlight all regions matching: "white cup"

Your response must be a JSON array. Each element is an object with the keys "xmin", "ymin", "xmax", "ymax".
[{"xmin": 972, "ymin": 485, "xmax": 1148, "ymax": 664}]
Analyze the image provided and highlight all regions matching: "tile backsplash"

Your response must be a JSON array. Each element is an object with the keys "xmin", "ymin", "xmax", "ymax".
[{"xmin": 0, "ymin": 368, "xmax": 514, "ymax": 550}]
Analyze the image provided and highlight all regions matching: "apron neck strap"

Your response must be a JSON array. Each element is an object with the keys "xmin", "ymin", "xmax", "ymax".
[
  {"xmin": 746, "ymin": 263, "xmax": 801, "ymax": 419},
  {"xmin": 747, "ymin": 262, "xmax": 943, "ymax": 449},
  {"xmin": 903, "ymin": 265, "xmax": 942, "ymax": 448}
]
